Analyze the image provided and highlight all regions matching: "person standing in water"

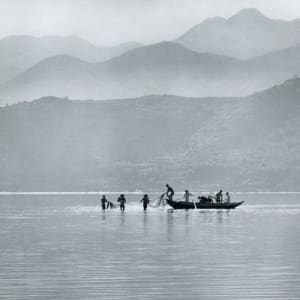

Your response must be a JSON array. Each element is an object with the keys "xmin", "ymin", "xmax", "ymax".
[
  {"xmin": 117, "ymin": 194, "xmax": 126, "ymax": 210},
  {"xmin": 166, "ymin": 184, "xmax": 175, "ymax": 201},
  {"xmin": 183, "ymin": 189, "xmax": 193, "ymax": 202},
  {"xmin": 101, "ymin": 195, "xmax": 108, "ymax": 210},
  {"xmin": 140, "ymin": 194, "xmax": 150, "ymax": 211}
]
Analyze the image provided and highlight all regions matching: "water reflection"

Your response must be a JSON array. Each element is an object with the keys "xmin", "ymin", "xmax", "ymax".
[
  {"xmin": 120, "ymin": 210, "xmax": 125, "ymax": 227},
  {"xmin": 142, "ymin": 211, "xmax": 148, "ymax": 236},
  {"xmin": 101, "ymin": 211, "xmax": 107, "ymax": 222},
  {"xmin": 216, "ymin": 209, "xmax": 225, "ymax": 224},
  {"xmin": 167, "ymin": 211, "xmax": 174, "ymax": 242},
  {"xmin": 0, "ymin": 194, "xmax": 300, "ymax": 299}
]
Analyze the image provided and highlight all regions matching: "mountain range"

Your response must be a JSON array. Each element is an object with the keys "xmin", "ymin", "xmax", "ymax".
[
  {"xmin": 1, "ymin": 40, "xmax": 300, "ymax": 104},
  {"xmin": 1, "ymin": 8, "xmax": 300, "ymax": 104},
  {"xmin": 0, "ymin": 78, "xmax": 299, "ymax": 191},
  {"xmin": 0, "ymin": 35, "xmax": 141, "ymax": 84},
  {"xmin": 177, "ymin": 8, "xmax": 300, "ymax": 59}
]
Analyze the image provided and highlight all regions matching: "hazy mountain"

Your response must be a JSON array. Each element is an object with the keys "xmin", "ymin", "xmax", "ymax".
[
  {"xmin": 251, "ymin": 43, "xmax": 300, "ymax": 75},
  {"xmin": 0, "ymin": 35, "xmax": 141, "ymax": 83},
  {"xmin": 176, "ymin": 8, "xmax": 300, "ymax": 59},
  {"xmin": 0, "ymin": 78, "xmax": 299, "ymax": 191},
  {"xmin": 0, "ymin": 42, "xmax": 242, "ymax": 103},
  {"xmin": 1, "ymin": 41, "xmax": 300, "ymax": 104}
]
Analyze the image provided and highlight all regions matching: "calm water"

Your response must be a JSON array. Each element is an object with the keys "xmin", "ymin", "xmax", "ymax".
[{"xmin": 0, "ymin": 194, "xmax": 300, "ymax": 299}]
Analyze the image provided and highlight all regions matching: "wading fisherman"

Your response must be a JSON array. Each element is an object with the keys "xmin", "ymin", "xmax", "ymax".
[
  {"xmin": 166, "ymin": 184, "xmax": 175, "ymax": 201},
  {"xmin": 101, "ymin": 195, "xmax": 108, "ymax": 210},
  {"xmin": 140, "ymin": 194, "xmax": 150, "ymax": 211},
  {"xmin": 117, "ymin": 194, "xmax": 126, "ymax": 210},
  {"xmin": 183, "ymin": 189, "xmax": 193, "ymax": 202}
]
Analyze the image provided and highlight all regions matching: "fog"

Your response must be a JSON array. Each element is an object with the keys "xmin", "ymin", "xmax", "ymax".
[{"xmin": 1, "ymin": 0, "xmax": 300, "ymax": 45}]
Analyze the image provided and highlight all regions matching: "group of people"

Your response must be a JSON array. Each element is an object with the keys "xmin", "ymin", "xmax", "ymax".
[
  {"xmin": 101, "ymin": 194, "xmax": 128, "ymax": 210},
  {"xmin": 165, "ymin": 185, "xmax": 231, "ymax": 204},
  {"xmin": 100, "ymin": 185, "xmax": 231, "ymax": 211},
  {"xmin": 215, "ymin": 190, "xmax": 231, "ymax": 203},
  {"xmin": 101, "ymin": 193, "xmax": 151, "ymax": 211},
  {"xmin": 100, "ymin": 195, "xmax": 113, "ymax": 210}
]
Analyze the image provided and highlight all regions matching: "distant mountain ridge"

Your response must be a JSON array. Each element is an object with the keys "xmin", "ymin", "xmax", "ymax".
[
  {"xmin": 0, "ymin": 35, "xmax": 141, "ymax": 83},
  {"xmin": 1, "ymin": 8, "xmax": 300, "ymax": 103},
  {"xmin": 176, "ymin": 8, "xmax": 300, "ymax": 59},
  {"xmin": 1, "ymin": 41, "xmax": 300, "ymax": 104},
  {"xmin": 0, "ymin": 78, "xmax": 299, "ymax": 191}
]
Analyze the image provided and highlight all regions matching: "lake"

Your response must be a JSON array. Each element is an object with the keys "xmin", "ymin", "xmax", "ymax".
[{"xmin": 0, "ymin": 193, "xmax": 300, "ymax": 299}]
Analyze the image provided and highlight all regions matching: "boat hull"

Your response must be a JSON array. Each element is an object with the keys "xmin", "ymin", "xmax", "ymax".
[{"xmin": 166, "ymin": 199, "xmax": 244, "ymax": 210}]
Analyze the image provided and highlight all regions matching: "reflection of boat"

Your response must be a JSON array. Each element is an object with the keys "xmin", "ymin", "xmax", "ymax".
[{"xmin": 166, "ymin": 199, "xmax": 244, "ymax": 210}]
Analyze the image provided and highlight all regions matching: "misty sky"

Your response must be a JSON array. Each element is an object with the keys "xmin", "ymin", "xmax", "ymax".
[{"xmin": 1, "ymin": 0, "xmax": 300, "ymax": 46}]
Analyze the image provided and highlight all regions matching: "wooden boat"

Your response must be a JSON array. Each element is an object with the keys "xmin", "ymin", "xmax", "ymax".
[{"xmin": 166, "ymin": 199, "xmax": 244, "ymax": 210}]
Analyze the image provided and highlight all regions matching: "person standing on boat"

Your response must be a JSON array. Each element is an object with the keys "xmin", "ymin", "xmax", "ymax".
[
  {"xmin": 166, "ymin": 184, "xmax": 175, "ymax": 201},
  {"xmin": 117, "ymin": 194, "xmax": 126, "ymax": 210},
  {"xmin": 183, "ymin": 189, "xmax": 193, "ymax": 202},
  {"xmin": 216, "ymin": 190, "xmax": 223, "ymax": 203},
  {"xmin": 101, "ymin": 195, "xmax": 108, "ymax": 210},
  {"xmin": 225, "ymin": 192, "xmax": 230, "ymax": 203},
  {"xmin": 140, "ymin": 194, "xmax": 150, "ymax": 211}
]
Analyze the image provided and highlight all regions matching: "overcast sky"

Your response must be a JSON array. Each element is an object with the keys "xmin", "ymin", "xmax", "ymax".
[{"xmin": 1, "ymin": 0, "xmax": 300, "ymax": 46}]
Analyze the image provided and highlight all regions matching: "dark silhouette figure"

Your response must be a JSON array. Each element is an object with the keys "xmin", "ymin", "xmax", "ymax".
[
  {"xmin": 101, "ymin": 195, "xmax": 108, "ymax": 210},
  {"xmin": 140, "ymin": 194, "xmax": 150, "ymax": 211},
  {"xmin": 166, "ymin": 184, "xmax": 175, "ymax": 200},
  {"xmin": 117, "ymin": 194, "xmax": 126, "ymax": 210},
  {"xmin": 184, "ymin": 189, "xmax": 193, "ymax": 202},
  {"xmin": 216, "ymin": 190, "xmax": 223, "ymax": 203}
]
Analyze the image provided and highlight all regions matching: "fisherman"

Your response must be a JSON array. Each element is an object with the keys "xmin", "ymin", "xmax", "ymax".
[
  {"xmin": 225, "ymin": 192, "xmax": 230, "ymax": 203},
  {"xmin": 101, "ymin": 195, "xmax": 108, "ymax": 210},
  {"xmin": 117, "ymin": 194, "xmax": 126, "ymax": 210},
  {"xmin": 140, "ymin": 194, "xmax": 150, "ymax": 211},
  {"xmin": 183, "ymin": 189, "xmax": 193, "ymax": 202},
  {"xmin": 166, "ymin": 184, "xmax": 175, "ymax": 200},
  {"xmin": 215, "ymin": 190, "xmax": 223, "ymax": 203}
]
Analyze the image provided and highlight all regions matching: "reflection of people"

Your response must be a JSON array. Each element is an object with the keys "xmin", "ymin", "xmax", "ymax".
[
  {"xmin": 225, "ymin": 192, "xmax": 230, "ymax": 203},
  {"xmin": 140, "ymin": 194, "xmax": 150, "ymax": 211},
  {"xmin": 166, "ymin": 184, "xmax": 175, "ymax": 200},
  {"xmin": 117, "ymin": 194, "xmax": 126, "ymax": 210},
  {"xmin": 183, "ymin": 190, "xmax": 193, "ymax": 202},
  {"xmin": 101, "ymin": 195, "xmax": 108, "ymax": 210},
  {"xmin": 216, "ymin": 190, "xmax": 223, "ymax": 203}
]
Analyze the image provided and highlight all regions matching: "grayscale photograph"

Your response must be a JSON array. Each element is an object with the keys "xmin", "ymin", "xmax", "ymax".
[{"xmin": 0, "ymin": 0, "xmax": 300, "ymax": 299}]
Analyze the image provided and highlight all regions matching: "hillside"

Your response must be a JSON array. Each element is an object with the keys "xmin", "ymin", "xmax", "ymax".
[
  {"xmin": 0, "ymin": 78, "xmax": 299, "ymax": 191},
  {"xmin": 0, "ymin": 42, "xmax": 244, "ymax": 104},
  {"xmin": 176, "ymin": 8, "xmax": 300, "ymax": 59},
  {"xmin": 1, "ymin": 41, "xmax": 300, "ymax": 104},
  {"xmin": 250, "ymin": 43, "xmax": 300, "ymax": 75},
  {"xmin": 0, "ymin": 35, "xmax": 141, "ymax": 84}
]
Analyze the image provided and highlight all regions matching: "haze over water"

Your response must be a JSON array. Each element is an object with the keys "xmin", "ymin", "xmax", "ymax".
[{"xmin": 1, "ymin": 194, "xmax": 300, "ymax": 299}]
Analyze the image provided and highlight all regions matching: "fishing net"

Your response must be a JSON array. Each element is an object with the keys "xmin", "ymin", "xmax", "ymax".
[{"xmin": 149, "ymin": 193, "xmax": 168, "ymax": 208}]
